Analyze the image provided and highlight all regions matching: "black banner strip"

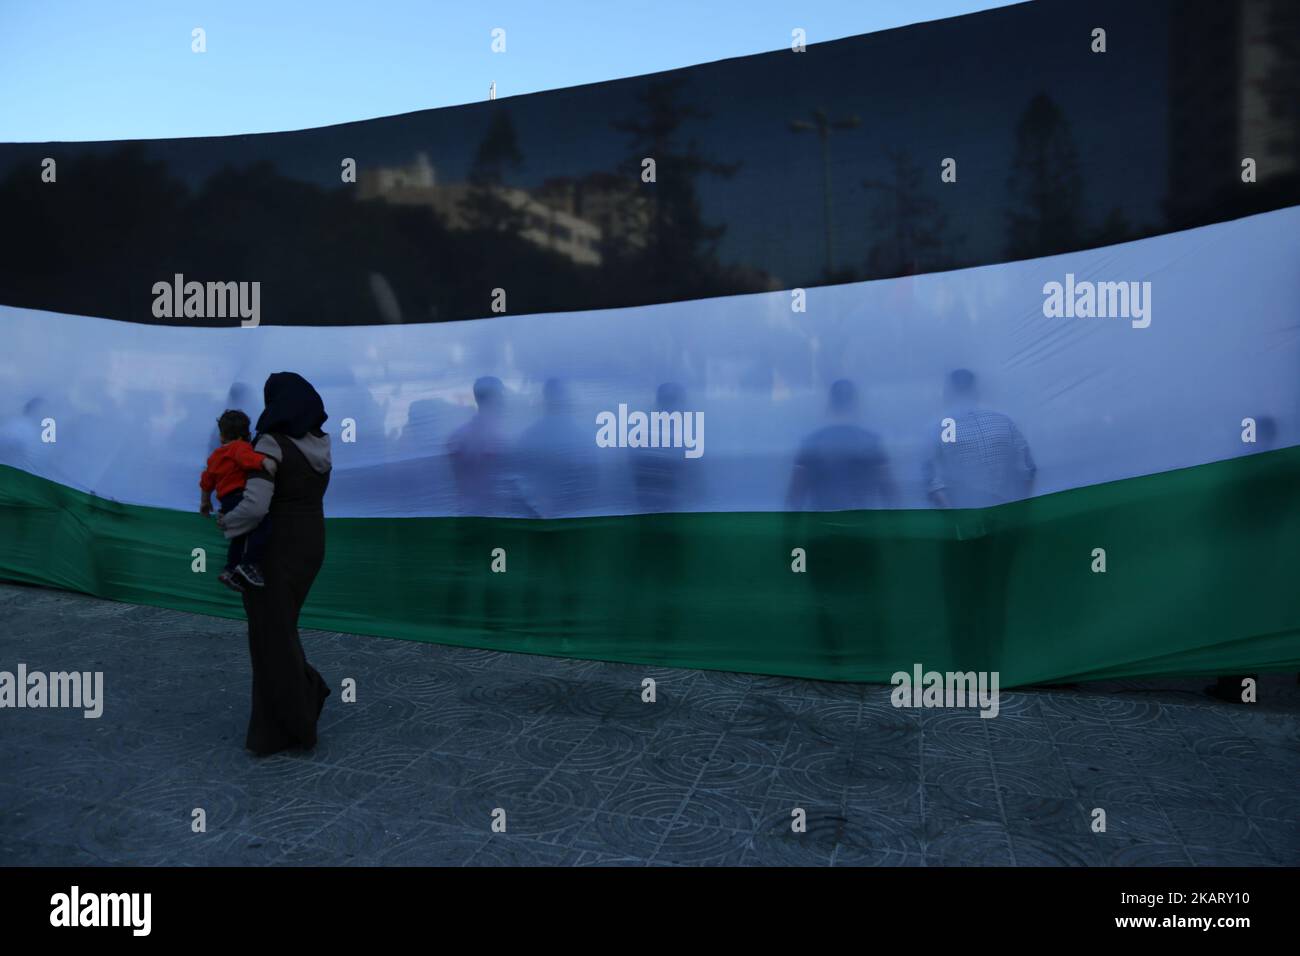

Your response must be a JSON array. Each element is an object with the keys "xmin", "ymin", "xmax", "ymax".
[
  {"xmin": 0, "ymin": 865, "xmax": 1286, "ymax": 939},
  {"xmin": 1, "ymin": 0, "xmax": 1297, "ymax": 327}
]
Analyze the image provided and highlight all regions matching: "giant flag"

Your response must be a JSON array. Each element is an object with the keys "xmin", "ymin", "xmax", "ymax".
[{"xmin": 1, "ymin": 0, "xmax": 1298, "ymax": 683}]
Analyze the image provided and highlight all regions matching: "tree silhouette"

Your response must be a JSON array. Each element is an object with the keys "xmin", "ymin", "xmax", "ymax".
[
  {"xmin": 1005, "ymin": 93, "xmax": 1086, "ymax": 259},
  {"xmin": 610, "ymin": 76, "xmax": 741, "ymax": 294},
  {"xmin": 1092, "ymin": 206, "xmax": 1134, "ymax": 247},
  {"xmin": 461, "ymin": 108, "xmax": 527, "ymax": 234},
  {"xmin": 1253, "ymin": 0, "xmax": 1299, "ymax": 133},
  {"xmin": 0, "ymin": 145, "xmax": 190, "ymax": 320},
  {"xmin": 862, "ymin": 148, "xmax": 951, "ymax": 277}
]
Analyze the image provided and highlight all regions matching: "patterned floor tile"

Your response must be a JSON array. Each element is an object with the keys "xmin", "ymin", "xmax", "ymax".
[{"xmin": 2, "ymin": 581, "xmax": 1297, "ymax": 866}]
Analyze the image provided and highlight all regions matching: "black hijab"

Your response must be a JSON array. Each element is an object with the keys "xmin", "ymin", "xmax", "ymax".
[{"xmin": 254, "ymin": 372, "xmax": 327, "ymax": 440}]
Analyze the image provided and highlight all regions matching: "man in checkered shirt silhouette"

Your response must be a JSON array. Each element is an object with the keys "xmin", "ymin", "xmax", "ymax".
[{"xmin": 924, "ymin": 369, "xmax": 1036, "ymax": 670}]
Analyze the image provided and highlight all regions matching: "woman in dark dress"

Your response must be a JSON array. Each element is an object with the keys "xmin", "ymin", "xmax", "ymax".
[{"xmin": 218, "ymin": 372, "xmax": 332, "ymax": 755}]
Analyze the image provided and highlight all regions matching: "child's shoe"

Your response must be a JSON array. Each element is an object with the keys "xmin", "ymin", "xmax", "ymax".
[
  {"xmin": 218, "ymin": 569, "xmax": 245, "ymax": 593},
  {"xmin": 234, "ymin": 563, "xmax": 265, "ymax": 588}
]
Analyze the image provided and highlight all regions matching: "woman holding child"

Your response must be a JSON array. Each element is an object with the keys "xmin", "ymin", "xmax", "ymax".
[{"xmin": 215, "ymin": 372, "xmax": 333, "ymax": 756}]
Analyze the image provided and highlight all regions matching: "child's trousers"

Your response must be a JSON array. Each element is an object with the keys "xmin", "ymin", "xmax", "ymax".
[{"xmin": 218, "ymin": 489, "xmax": 271, "ymax": 570}]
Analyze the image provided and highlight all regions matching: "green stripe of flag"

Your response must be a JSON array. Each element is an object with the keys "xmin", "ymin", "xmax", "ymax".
[{"xmin": 2, "ymin": 445, "xmax": 1298, "ymax": 684}]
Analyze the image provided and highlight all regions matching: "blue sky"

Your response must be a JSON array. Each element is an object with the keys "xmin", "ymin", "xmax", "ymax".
[{"xmin": 0, "ymin": 0, "xmax": 1016, "ymax": 142}]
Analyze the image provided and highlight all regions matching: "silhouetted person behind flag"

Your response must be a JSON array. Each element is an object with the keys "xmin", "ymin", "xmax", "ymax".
[
  {"xmin": 516, "ymin": 378, "xmax": 598, "ymax": 641},
  {"xmin": 786, "ymin": 379, "xmax": 898, "ymax": 663},
  {"xmin": 0, "ymin": 396, "xmax": 48, "ymax": 475},
  {"xmin": 445, "ymin": 376, "xmax": 534, "ymax": 632},
  {"xmin": 449, "ymin": 376, "xmax": 532, "ymax": 516},
  {"xmin": 1207, "ymin": 415, "xmax": 1289, "ymax": 703},
  {"xmin": 208, "ymin": 382, "xmax": 258, "ymax": 453},
  {"xmin": 924, "ymin": 369, "xmax": 1036, "ymax": 670},
  {"xmin": 629, "ymin": 382, "xmax": 698, "ymax": 654},
  {"xmin": 397, "ymin": 399, "xmax": 444, "ymax": 460},
  {"xmin": 632, "ymin": 383, "xmax": 696, "ymax": 514},
  {"xmin": 517, "ymin": 379, "xmax": 598, "ymax": 518},
  {"xmin": 0, "ymin": 398, "xmax": 54, "ymax": 553}
]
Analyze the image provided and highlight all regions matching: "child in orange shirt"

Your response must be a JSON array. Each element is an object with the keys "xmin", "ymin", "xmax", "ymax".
[{"xmin": 200, "ymin": 409, "xmax": 269, "ymax": 592}]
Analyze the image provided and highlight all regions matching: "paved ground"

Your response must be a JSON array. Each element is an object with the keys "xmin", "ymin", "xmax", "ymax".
[{"xmin": 0, "ymin": 581, "xmax": 1296, "ymax": 866}]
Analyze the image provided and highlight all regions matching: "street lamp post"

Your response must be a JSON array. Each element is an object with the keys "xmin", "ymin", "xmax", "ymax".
[{"xmin": 789, "ymin": 108, "xmax": 861, "ymax": 279}]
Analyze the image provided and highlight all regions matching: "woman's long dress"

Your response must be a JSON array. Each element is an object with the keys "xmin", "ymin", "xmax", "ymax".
[{"xmin": 242, "ymin": 433, "xmax": 331, "ymax": 755}]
